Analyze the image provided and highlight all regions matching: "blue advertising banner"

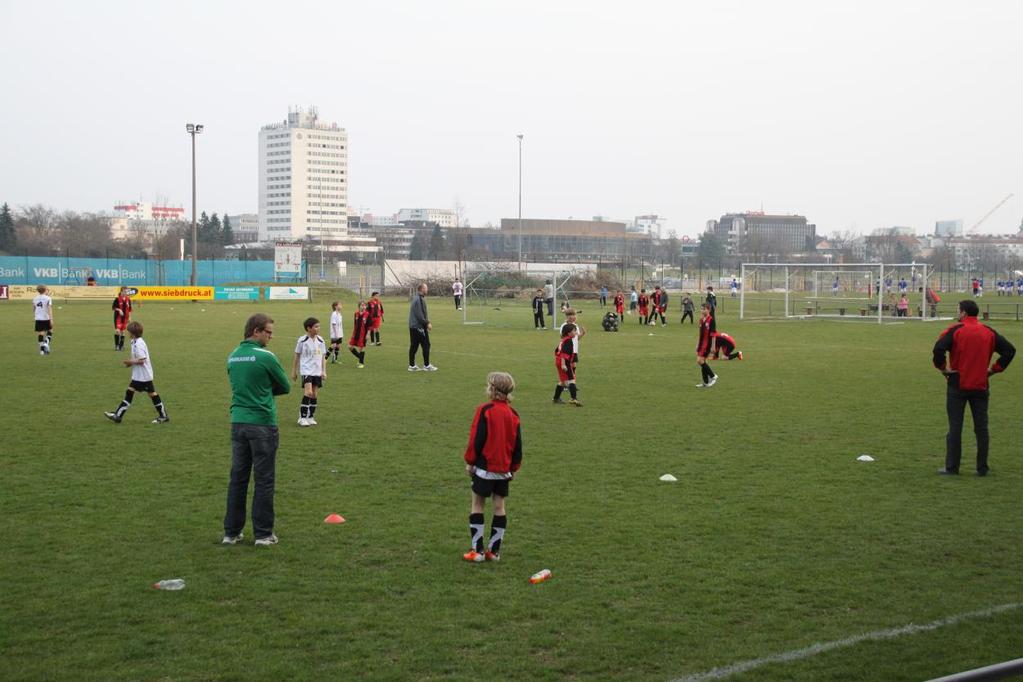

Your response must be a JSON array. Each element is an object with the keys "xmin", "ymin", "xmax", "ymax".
[
  {"xmin": 214, "ymin": 286, "xmax": 261, "ymax": 301},
  {"xmin": 0, "ymin": 257, "xmax": 289, "ymax": 286}
]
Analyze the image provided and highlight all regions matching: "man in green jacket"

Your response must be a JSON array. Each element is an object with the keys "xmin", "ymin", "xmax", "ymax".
[{"xmin": 223, "ymin": 313, "xmax": 291, "ymax": 546}]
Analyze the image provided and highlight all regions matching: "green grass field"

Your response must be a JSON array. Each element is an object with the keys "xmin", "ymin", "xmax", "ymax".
[{"xmin": 2, "ymin": 293, "xmax": 1021, "ymax": 681}]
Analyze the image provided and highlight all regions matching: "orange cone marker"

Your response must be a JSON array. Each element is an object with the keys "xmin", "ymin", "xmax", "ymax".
[{"xmin": 324, "ymin": 513, "xmax": 346, "ymax": 524}]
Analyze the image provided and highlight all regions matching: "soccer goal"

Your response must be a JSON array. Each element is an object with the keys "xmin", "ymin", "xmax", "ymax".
[
  {"xmin": 739, "ymin": 262, "xmax": 941, "ymax": 323},
  {"xmin": 461, "ymin": 271, "xmax": 489, "ymax": 325}
]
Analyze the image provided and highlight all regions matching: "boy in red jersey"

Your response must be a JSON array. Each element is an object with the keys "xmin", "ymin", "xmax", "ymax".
[
  {"xmin": 637, "ymin": 289, "xmax": 650, "ymax": 325},
  {"xmin": 366, "ymin": 291, "xmax": 384, "ymax": 346},
  {"xmin": 711, "ymin": 331, "xmax": 743, "ymax": 361},
  {"xmin": 552, "ymin": 323, "xmax": 582, "ymax": 406},
  {"xmin": 348, "ymin": 300, "xmax": 370, "ymax": 368},
  {"xmin": 696, "ymin": 303, "xmax": 718, "ymax": 387},
  {"xmin": 463, "ymin": 371, "xmax": 522, "ymax": 563},
  {"xmin": 613, "ymin": 290, "xmax": 625, "ymax": 319},
  {"xmin": 112, "ymin": 287, "xmax": 133, "ymax": 350}
]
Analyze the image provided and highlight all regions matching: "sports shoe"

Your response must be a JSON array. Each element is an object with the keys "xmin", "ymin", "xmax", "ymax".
[
  {"xmin": 484, "ymin": 551, "xmax": 501, "ymax": 562},
  {"xmin": 222, "ymin": 533, "xmax": 244, "ymax": 545},
  {"xmin": 552, "ymin": 398, "xmax": 566, "ymax": 404},
  {"xmin": 104, "ymin": 411, "xmax": 122, "ymax": 423},
  {"xmin": 40, "ymin": 350, "xmax": 46, "ymax": 355},
  {"xmin": 424, "ymin": 364, "xmax": 439, "ymax": 371},
  {"xmin": 254, "ymin": 534, "xmax": 279, "ymax": 546},
  {"xmin": 357, "ymin": 363, "xmax": 365, "ymax": 368},
  {"xmin": 737, "ymin": 351, "xmax": 744, "ymax": 361},
  {"xmin": 374, "ymin": 342, "xmax": 382, "ymax": 346},
  {"xmin": 463, "ymin": 550, "xmax": 485, "ymax": 563},
  {"xmin": 306, "ymin": 417, "xmax": 317, "ymax": 426},
  {"xmin": 695, "ymin": 383, "xmax": 706, "ymax": 388},
  {"xmin": 298, "ymin": 418, "xmax": 310, "ymax": 427},
  {"xmin": 408, "ymin": 365, "xmax": 421, "ymax": 372},
  {"xmin": 569, "ymin": 399, "xmax": 584, "ymax": 407},
  {"xmin": 937, "ymin": 468, "xmax": 959, "ymax": 475},
  {"xmin": 706, "ymin": 375, "xmax": 718, "ymax": 387},
  {"xmin": 152, "ymin": 416, "xmax": 170, "ymax": 424}
]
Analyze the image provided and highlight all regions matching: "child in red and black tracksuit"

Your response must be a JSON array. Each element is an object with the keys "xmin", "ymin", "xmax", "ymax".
[
  {"xmin": 553, "ymin": 323, "xmax": 582, "ymax": 406},
  {"xmin": 348, "ymin": 301, "xmax": 370, "ymax": 367},
  {"xmin": 696, "ymin": 303, "xmax": 718, "ymax": 387},
  {"xmin": 638, "ymin": 290, "xmax": 650, "ymax": 325},
  {"xmin": 711, "ymin": 331, "xmax": 743, "ymax": 361},
  {"xmin": 463, "ymin": 372, "xmax": 522, "ymax": 562},
  {"xmin": 366, "ymin": 292, "xmax": 384, "ymax": 345},
  {"xmin": 112, "ymin": 289, "xmax": 132, "ymax": 350},
  {"xmin": 613, "ymin": 290, "xmax": 625, "ymax": 320}
]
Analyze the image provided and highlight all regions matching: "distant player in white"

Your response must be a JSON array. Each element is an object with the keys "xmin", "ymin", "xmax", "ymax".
[
  {"xmin": 292, "ymin": 317, "xmax": 327, "ymax": 426},
  {"xmin": 452, "ymin": 278, "xmax": 463, "ymax": 310},
  {"xmin": 32, "ymin": 284, "xmax": 53, "ymax": 355},
  {"xmin": 104, "ymin": 321, "xmax": 169, "ymax": 423},
  {"xmin": 328, "ymin": 301, "xmax": 344, "ymax": 364}
]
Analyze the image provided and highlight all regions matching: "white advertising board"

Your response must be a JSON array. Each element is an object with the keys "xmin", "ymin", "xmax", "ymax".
[
  {"xmin": 267, "ymin": 286, "xmax": 309, "ymax": 301},
  {"xmin": 274, "ymin": 242, "xmax": 303, "ymax": 275}
]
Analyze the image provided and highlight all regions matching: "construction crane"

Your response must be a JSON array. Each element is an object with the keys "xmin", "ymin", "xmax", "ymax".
[{"xmin": 968, "ymin": 193, "xmax": 1014, "ymax": 234}]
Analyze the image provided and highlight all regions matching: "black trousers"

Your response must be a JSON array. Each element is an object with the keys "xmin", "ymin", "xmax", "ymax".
[
  {"xmin": 681, "ymin": 310, "xmax": 694, "ymax": 324},
  {"xmin": 533, "ymin": 310, "xmax": 545, "ymax": 328},
  {"xmin": 945, "ymin": 385, "xmax": 990, "ymax": 473},
  {"xmin": 409, "ymin": 328, "xmax": 431, "ymax": 366}
]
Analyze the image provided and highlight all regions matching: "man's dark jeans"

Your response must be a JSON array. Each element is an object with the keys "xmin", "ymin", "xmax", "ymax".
[
  {"xmin": 945, "ymin": 384, "xmax": 990, "ymax": 474},
  {"xmin": 225, "ymin": 423, "xmax": 279, "ymax": 539},
  {"xmin": 409, "ymin": 328, "xmax": 431, "ymax": 366}
]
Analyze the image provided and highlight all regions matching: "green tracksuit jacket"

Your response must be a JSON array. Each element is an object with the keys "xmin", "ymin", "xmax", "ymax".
[{"xmin": 227, "ymin": 339, "xmax": 291, "ymax": 425}]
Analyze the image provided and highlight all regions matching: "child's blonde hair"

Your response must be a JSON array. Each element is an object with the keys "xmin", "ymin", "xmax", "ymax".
[{"xmin": 486, "ymin": 371, "xmax": 515, "ymax": 402}]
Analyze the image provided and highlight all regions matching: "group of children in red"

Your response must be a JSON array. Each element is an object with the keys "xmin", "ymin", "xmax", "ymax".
[{"xmin": 636, "ymin": 286, "xmax": 668, "ymax": 326}]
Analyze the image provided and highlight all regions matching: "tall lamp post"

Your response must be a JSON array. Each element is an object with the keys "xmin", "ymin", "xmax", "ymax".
[
  {"xmin": 186, "ymin": 123, "xmax": 204, "ymax": 286},
  {"xmin": 517, "ymin": 133, "xmax": 524, "ymax": 270}
]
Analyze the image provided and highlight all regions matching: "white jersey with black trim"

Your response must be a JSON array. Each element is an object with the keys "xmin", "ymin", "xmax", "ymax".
[
  {"xmin": 130, "ymin": 337, "xmax": 154, "ymax": 382},
  {"xmin": 295, "ymin": 334, "xmax": 326, "ymax": 376},
  {"xmin": 33, "ymin": 294, "xmax": 52, "ymax": 320},
  {"xmin": 329, "ymin": 311, "xmax": 344, "ymax": 340}
]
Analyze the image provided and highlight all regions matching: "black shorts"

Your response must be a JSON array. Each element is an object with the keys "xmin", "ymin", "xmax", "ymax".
[
  {"xmin": 330, "ymin": 338, "xmax": 343, "ymax": 345},
  {"xmin": 129, "ymin": 380, "xmax": 156, "ymax": 393},
  {"xmin": 302, "ymin": 375, "xmax": 323, "ymax": 388},
  {"xmin": 471, "ymin": 474, "xmax": 510, "ymax": 498},
  {"xmin": 35, "ymin": 320, "xmax": 52, "ymax": 332}
]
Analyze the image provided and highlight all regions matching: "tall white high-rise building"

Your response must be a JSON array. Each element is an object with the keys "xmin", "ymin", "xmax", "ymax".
[{"xmin": 258, "ymin": 106, "xmax": 349, "ymax": 241}]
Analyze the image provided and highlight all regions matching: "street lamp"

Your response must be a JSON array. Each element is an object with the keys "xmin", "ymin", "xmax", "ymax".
[
  {"xmin": 186, "ymin": 123, "xmax": 204, "ymax": 286},
  {"xmin": 517, "ymin": 133, "xmax": 524, "ymax": 269}
]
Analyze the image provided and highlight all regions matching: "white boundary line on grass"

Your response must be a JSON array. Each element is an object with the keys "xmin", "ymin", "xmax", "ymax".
[{"xmin": 670, "ymin": 602, "xmax": 1023, "ymax": 682}]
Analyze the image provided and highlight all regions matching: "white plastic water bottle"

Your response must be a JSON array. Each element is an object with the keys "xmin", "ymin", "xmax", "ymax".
[
  {"xmin": 153, "ymin": 578, "xmax": 186, "ymax": 590},
  {"xmin": 529, "ymin": 569, "xmax": 552, "ymax": 584}
]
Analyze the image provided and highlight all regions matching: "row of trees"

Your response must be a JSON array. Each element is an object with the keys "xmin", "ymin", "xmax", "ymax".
[{"xmin": 0, "ymin": 204, "xmax": 234, "ymax": 259}]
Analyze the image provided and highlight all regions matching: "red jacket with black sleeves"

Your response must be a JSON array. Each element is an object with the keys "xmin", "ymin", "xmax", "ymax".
[
  {"xmin": 463, "ymin": 400, "xmax": 523, "ymax": 475},
  {"xmin": 932, "ymin": 316, "xmax": 1015, "ymax": 391}
]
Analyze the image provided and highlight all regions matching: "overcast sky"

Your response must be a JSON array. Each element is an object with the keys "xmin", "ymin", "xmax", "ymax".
[{"xmin": 1, "ymin": 0, "xmax": 1020, "ymax": 237}]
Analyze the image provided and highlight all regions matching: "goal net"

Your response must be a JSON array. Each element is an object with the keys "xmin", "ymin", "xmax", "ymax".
[{"xmin": 739, "ymin": 262, "xmax": 942, "ymax": 322}]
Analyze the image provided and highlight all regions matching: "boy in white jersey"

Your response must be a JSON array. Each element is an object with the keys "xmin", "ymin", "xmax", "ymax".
[
  {"xmin": 328, "ymin": 301, "xmax": 344, "ymax": 364},
  {"xmin": 32, "ymin": 284, "xmax": 53, "ymax": 355},
  {"xmin": 292, "ymin": 317, "xmax": 327, "ymax": 426},
  {"xmin": 104, "ymin": 321, "xmax": 169, "ymax": 423}
]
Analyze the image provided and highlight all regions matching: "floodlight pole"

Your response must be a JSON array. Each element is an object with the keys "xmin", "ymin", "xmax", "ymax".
[
  {"xmin": 186, "ymin": 123, "xmax": 204, "ymax": 287},
  {"xmin": 517, "ymin": 133, "xmax": 524, "ymax": 270}
]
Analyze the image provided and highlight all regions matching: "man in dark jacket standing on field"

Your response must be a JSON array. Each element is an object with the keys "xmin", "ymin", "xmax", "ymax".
[
  {"xmin": 932, "ymin": 299, "xmax": 1015, "ymax": 476},
  {"xmin": 408, "ymin": 282, "xmax": 437, "ymax": 371}
]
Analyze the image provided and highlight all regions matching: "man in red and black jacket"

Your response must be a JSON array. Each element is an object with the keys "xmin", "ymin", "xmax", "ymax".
[{"xmin": 932, "ymin": 299, "xmax": 1015, "ymax": 476}]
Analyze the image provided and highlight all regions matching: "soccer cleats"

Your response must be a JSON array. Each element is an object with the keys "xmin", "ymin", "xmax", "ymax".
[
  {"xmin": 298, "ymin": 418, "xmax": 310, "ymax": 427},
  {"xmin": 463, "ymin": 550, "xmax": 485, "ymax": 563},
  {"xmin": 569, "ymin": 399, "xmax": 584, "ymax": 407},
  {"xmin": 424, "ymin": 364, "xmax": 439, "ymax": 371},
  {"xmin": 484, "ymin": 551, "xmax": 501, "ymax": 562},
  {"xmin": 104, "ymin": 412, "xmax": 122, "ymax": 423},
  {"xmin": 408, "ymin": 365, "xmax": 421, "ymax": 372},
  {"xmin": 152, "ymin": 416, "xmax": 170, "ymax": 424},
  {"xmin": 707, "ymin": 376, "xmax": 717, "ymax": 387},
  {"xmin": 306, "ymin": 417, "xmax": 317, "ymax": 426}
]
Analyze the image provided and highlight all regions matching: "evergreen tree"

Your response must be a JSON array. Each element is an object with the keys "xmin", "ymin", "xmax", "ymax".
[
  {"xmin": 428, "ymin": 225, "xmax": 447, "ymax": 260},
  {"xmin": 198, "ymin": 211, "xmax": 211, "ymax": 242},
  {"xmin": 0, "ymin": 202, "xmax": 16, "ymax": 252},
  {"xmin": 222, "ymin": 214, "xmax": 234, "ymax": 245},
  {"xmin": 409, "ymin": 231, "xmax": 427, "ymax": 260},
  {"xmin": 208, "ymin": 213, "xmax": 222, "ymax": 243}
]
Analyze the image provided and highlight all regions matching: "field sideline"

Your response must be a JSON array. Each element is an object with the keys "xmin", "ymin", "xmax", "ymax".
[{"xmin": 2, "ymin": 293, "xmax": 1021, "ymax": 681}]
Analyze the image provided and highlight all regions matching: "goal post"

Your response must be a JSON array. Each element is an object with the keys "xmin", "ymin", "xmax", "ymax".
[{"xmin": 740, "ymin": 262, "xmax": 891, "ymax": 322}]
